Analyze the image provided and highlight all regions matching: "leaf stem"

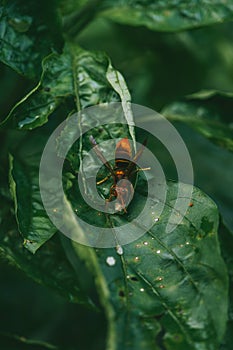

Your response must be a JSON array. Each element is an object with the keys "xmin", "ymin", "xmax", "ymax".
[
  {"xmin": 0, "ymin": 331, "xmax": 58, "ymax": 349},
  {"xmin": 63, "ymin": 0, "xmax": 104, "ymax": 37}
]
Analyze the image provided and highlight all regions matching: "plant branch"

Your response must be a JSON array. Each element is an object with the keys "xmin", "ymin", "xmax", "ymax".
[{"xmin": 63, "ymin": 0, "xmax": 104, "ymax": 38}]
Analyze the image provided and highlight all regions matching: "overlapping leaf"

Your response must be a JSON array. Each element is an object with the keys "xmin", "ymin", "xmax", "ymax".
[
  {"xmin": 3, "ymin": 42, "xmax": 134, "ymax": 254},
  {"xmin": 0, "ymin": 159, "xmax": 92, "ymax": 307},
  {"xmin": 9, "ymin": 153, "xmax": 57, "ymax": 253},
  {"xmin": 1, "ymin": 44, "xmax": 122, "ymax": 129}
]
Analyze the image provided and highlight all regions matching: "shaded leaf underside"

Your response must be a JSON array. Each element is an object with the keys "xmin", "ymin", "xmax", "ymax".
[{"xmin": 0, "ymin": 170, "xmax": 92, "ymax": 307}]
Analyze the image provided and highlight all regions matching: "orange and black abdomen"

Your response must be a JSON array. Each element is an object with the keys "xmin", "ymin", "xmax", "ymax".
[
  {"xmin": 115, "ymin": 138, "xmax": 132, "ymax": 160},
  {"xmin": 114, "ymin": 138, "xmax": 136, "ymax": 182},
  {"xmin": 115, "ymin": 138, "xmax": 132, "ymax": 170}
]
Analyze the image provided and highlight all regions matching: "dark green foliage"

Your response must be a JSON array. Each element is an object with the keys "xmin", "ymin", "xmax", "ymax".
[
  {"xmin": 0, "ymin": 0, "xmax": 63, "ymax": 79},
  {"xmin": 0, "ymin": 1, "xmax": 232, "ymax": 349}
]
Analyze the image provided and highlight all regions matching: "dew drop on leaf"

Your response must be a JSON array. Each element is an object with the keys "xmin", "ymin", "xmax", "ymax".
[
  {"xmin": 106, "ymin": 256, "xmax": 116, "ymax": 266},
  {"xmin": 156, "ymin": 276, "xmax": 163, "ymax": 282},
  {"xmin": 116, "ymin": 245, "xmax": 124, "ymax": 255},
  {"xmin": 159, "ymin": 285, "xmax": 165, "ymax": 289},
  {"xmin": 130, "ymin": 276, "xmax": 139, "ymax": 282}
]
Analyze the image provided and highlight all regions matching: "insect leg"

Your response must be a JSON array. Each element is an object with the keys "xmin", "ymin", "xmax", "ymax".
[
  {"xmin": 127, "ymin": 139, "xmax": 148, "ymax": 174},
  {"xmin": 135, "ymin": 167, "xmax": 151, "ymax": 173},
  {"xmin": 97, "ymin": 174, "xmax": 111, "ymax": 185}
]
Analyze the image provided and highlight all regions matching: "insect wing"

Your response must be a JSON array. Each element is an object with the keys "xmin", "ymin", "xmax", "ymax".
[
  {"xmin": 90, "ymin": 135, "xmax": 115, "ymax": 176},
  {"xmin": 115, "ymin": 179, "xmax": 134, "ymax": 213}
]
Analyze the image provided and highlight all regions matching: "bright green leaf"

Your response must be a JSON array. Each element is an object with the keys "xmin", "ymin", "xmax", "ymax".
[
  {"xmin": 9, "ymin": 153, "xmax": 57, "ymax": 253},
  {"xmin": 70, "ymin": 179, "xmax": 228, "ymax": 349},
  {"xmin": 162, "ymin": 90, "xmax": 233, "ymax": 152},
  {"xmin": 4, "ymin": 44, "xmax": 134, "ymax": 254},
  {"xmin": 99, "ymin": 0, "xmax": 233, "ymax": 32},
  {"xmin": 1, "ymin": 44, "xmax": 121, "ymax": 129},
  {"xmin": 0, "ymin": 0, "xmax": 63, "ymax": 79}
]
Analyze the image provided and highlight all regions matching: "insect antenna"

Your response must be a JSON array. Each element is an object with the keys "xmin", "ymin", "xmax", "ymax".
[{"xmin": 127, "ymin": 139, "xmax": 149, "ymax": 174}]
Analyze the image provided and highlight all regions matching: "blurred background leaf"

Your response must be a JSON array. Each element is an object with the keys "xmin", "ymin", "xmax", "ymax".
[
  {"xmin": 162, "ymin": 90, "xmax": 233, "ymax": 152},
  {"xmin": 98, "ymin": 0, "xmax": 233, "ymax": 32}
]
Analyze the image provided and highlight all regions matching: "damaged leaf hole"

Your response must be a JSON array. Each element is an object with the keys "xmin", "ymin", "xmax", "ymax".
[{"xmin": 130, "ymin": 276, "xmax": 139, "ymax": 282}]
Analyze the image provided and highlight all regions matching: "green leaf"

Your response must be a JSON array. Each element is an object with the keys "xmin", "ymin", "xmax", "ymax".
[
  {"xmin": 4, "ymin": 44, "xmax": 134, "ymax": 253},
  {"xmin": 99, "ymin": 0, "xmax": 233, "ymax": 32},
  {"xmin": 162, "ymin": 90, "xmax": 233, "ymax": 152},
  {"xmin": 0, "ymin": 163, "xmax": 92, "ymax": 307},
  {"xmin": 9, "ymin": 153, "xmax": 57, "ymax": 253},
  {"xmin": 70, "ymin": 177, "xmax": 228, "ymax": 349},
  {"xmin": 0, "ymin": 226, "xmax": 93, "ymax": 307},
  {"xmin": 1, "ymin": 44, "xmax": 121, "ymax": 129},
  {"xmin": 0, "ymin": 0, "xmax": 63, "ymax": 79}
]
